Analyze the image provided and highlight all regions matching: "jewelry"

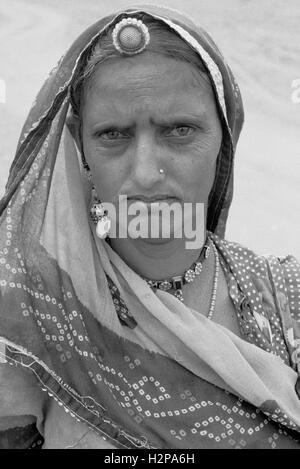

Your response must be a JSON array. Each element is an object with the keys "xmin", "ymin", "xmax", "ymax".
[
  {"xmin": 112, "ymin": 17, "xmax": 150, "ymax": 55},
  {"xmin": 144, "ymin": 237, "xmax": 220, "ymax": 320},
  {"xmin": 207, "ymin": 241, "xmax": 220, "ymax": 320},
  {"xmin": 159, "ymin": 169, "xmax": 165, "ymax": 175},
  {"xmin": 144, "ymin": 238, "xmax": 211, "ymax": 302},
  {"xmin": 90, "ymin": 202, "xmax": 111, "ymax": 239},
  {"xmin": 89, "ymin": 184, "xmax": 111, "ymax": 239},
  {"xmin": 83, "ymin": 166, "xmax": 92, "ymax": 182}
]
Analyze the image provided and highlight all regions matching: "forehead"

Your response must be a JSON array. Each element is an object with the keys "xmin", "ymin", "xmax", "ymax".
[{"xmin": 82, "ymin": 53, "xmax": 216, "ymax": 120}]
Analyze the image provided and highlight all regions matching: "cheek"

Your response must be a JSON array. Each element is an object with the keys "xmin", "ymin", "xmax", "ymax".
[
  {"xmin": 92, "ymin": 170, "xmax": 117, "ymax": 202},
  {"xmin": 178, "ymin": 134, "xmax": 221, "ymax": 201},
  {"xmin": 92, "ymin": 163, "xmax": 126, "ymax": 202},
  {"xmin": 83, "ymin": 141, "xmax": 126, "ymax": 202},
  {"xmin": 182, "ymin": 157, "xmax": 217, "ymax": 202}
]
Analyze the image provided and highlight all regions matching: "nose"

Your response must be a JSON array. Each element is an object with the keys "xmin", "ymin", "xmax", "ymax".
[{"xmin": 131, "ymin": 132, "xmax": 164, "ymax": 190}]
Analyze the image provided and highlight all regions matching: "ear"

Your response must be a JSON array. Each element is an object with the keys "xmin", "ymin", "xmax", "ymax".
[{"xmin": 66, "ymin": 112, "xmax": 83, "ymax": 153}]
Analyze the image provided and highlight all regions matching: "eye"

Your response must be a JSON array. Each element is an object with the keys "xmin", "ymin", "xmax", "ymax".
[
  {"xmin": 166, "ymin": 126, "xmax": 195, "ymax": 138},
  {"xmin": 99, "ymin": 129, "xmax": 128, "ymax": 141}
]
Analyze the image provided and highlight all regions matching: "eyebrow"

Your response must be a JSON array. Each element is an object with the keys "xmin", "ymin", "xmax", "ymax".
[
  {"xmin": 90, "ymin": 112, "xmax": 208, "ymax": 131},
  {"xmin": 150, "ymin": 112, "xmax": 208, "ymax": 126}
]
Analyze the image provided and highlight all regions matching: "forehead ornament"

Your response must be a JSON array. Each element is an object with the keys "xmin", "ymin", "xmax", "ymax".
[{"xmin": 112, "ymin": 17, "xmax": 150, "ymax": 55}]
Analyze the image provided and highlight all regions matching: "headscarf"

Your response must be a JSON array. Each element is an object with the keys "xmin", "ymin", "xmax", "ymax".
[{"xmin": 0, "ymin": 6, "xmax": 299, "ymax": 449}]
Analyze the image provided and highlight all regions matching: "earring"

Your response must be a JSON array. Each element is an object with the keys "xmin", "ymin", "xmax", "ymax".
[
  {"xmin": 90, "ymin": 188, "xmax": 111, "ymax": 239},
  {"xmin": 84, "ymin": 167, "xmax": 92, "ymax": 182}
]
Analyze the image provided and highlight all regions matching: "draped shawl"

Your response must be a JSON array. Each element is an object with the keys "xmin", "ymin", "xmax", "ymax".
[{"xmin": 0, "ymin": 5, "xmax": 300, "ymax": 449}]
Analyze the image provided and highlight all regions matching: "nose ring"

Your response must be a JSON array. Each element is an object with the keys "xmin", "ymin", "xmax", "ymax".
[{"xmin": 159, "ymin": 169, "xmax": 165, "ymax": 175}]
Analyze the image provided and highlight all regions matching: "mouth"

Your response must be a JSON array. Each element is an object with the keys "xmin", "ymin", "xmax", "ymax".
[{"xmin": 128, "ymin": 195, "xmax": 180, "ymax": 204}]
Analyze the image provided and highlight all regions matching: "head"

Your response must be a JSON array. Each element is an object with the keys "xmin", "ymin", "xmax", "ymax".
[{"xmin": 70, "ymin": 13, "xmax": 224, "ymax": 242}]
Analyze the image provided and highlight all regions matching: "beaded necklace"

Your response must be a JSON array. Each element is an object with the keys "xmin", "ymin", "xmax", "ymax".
[
  {"xmin": 143, "ymin": 237, "xmax": 220, "ymax": 319},
  {"xmin": 207, "ymin": 241, "xmax": 220, "ymax": 320}
]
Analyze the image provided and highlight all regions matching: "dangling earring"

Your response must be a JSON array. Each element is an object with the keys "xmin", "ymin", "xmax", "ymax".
[
  {"xmin": 80, "ymin": 154, "xmax": 91, "ymax": 180},
  {"xmin": 84, "ymin": 167, "xmax": 92, "ymax": 182},
  {"xmin": 90, "ymin": 187, "xmax": 111, "ymax": 239}
]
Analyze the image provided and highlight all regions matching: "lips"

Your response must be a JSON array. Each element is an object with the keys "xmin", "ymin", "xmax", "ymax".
[
  {"xmin": 128, "ymin": 198, "xmax": 180, "ymax": 213},
  {"xmin": 128, "ymin": 195, "xmax": 179, "ymax": 203},
  {"xmin": 126, "ymin": 198, "xmax": 181, "ymax": 218}
]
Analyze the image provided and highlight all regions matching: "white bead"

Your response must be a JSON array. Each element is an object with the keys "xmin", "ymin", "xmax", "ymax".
[{"xmin": 96, "ymin": 218, "xmax": 111, "ymax": 239}]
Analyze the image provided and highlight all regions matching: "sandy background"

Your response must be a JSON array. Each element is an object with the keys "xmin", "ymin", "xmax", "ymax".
[{"xmin": 0, "ymin": 0, "xmax": 299, "ymax": 258}]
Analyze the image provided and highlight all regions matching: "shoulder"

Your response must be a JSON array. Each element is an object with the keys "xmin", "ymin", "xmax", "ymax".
[
  {"xmin": 211, "ymin": 232, "xmax": 300, "ymax": 322},
  {"xmin": 211, "ymin": 233, "xmax": 300, "ymax": 369},
  {"xmin": 211, "ymin": 233, "xmax": 269, "ymax": 277},
  {"xmin": 211, "ymin": 232, "xmax": 299, "ymax": 277}
]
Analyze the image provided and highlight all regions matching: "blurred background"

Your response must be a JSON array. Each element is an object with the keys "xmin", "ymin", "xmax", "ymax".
[{"xmin": 0, "ymin": 0, "xmax": 299, "ymax": 257}]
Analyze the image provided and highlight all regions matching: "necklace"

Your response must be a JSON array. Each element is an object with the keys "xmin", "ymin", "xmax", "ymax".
[
  {"xmin": 143, "ymin": 236, "xmax": 210, "ymax": 301},
  {"xmin": 144, "ymin": 237, "xmax": 220, "ymax": 320},
  {"xmin": 207, "ymin": 241, "xmax": 220, "ymax": 320}
]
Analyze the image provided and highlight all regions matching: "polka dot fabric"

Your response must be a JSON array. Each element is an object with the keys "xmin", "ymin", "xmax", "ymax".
[{"xmin": 211, "ymin": 234, "xmax": 300, "ymax": 373}]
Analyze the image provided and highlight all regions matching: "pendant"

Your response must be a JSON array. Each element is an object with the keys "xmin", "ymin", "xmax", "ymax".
[
  {"xmin": 174, "ymin": 289, "xmax": 184, "ymax": 302},
  {"xmin": 96, "ymin": 217, "xmax": 111, "ymax": 239}
]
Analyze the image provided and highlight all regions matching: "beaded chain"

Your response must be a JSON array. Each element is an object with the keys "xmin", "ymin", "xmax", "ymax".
[
  {"xmin": 207, "ymin": 241, "xmax": 220, "ymax": 320},
  {"xmin": 143, "ymin": 237, "xmax": 220, "ymax": 320}
]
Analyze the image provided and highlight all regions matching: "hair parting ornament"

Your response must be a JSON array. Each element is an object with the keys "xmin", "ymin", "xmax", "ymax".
[{"xmin": 112, "ymin": 17, "xmax": 150, "ymax": 55}]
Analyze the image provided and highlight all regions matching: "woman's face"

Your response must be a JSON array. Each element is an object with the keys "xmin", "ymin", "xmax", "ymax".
[{"xmin": 80, "ymin": 52, "xmax": 222, "ymax": 237}]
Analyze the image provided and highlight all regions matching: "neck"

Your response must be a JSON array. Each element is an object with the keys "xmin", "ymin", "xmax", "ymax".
[{"xmin": 109, "ymin": 235, "xmax": 207, "ymax": 280}]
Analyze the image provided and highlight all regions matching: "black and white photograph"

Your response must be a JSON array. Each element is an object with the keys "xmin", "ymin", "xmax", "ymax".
[{"xmin": 0, "ymin": 0, "xmax": 299, "ymax": 451}]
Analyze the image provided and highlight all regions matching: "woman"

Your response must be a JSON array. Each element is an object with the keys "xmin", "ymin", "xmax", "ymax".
[{"xmin": 0, "ymin": 5, "xmax": 299, "ymax": 449}]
